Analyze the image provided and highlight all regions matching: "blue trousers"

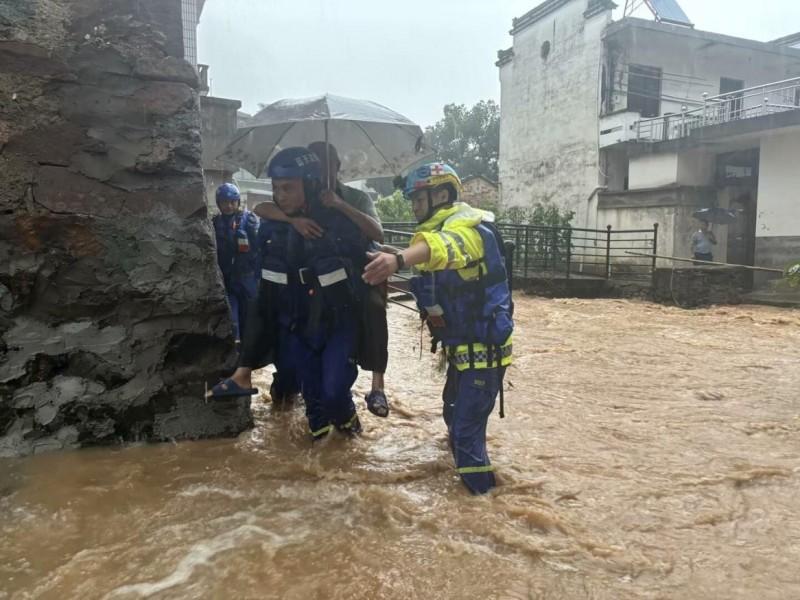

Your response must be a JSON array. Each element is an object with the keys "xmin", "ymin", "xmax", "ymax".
[
  {"xmin": 442, "ymin": 365, "xmax": 505, "ymax": 495},
  {"xmin": 283, "ymin": 320, "xmax": 358, "ymax": 437}
]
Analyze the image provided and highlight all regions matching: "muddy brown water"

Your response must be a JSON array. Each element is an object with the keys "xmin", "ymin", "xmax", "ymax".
[{"xmin": 2, "ymin": 297, "xmax": 799, "ymax": 599}]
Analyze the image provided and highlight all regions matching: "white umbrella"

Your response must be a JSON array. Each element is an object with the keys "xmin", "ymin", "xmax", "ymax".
[{"xmin": 220, "ymin": 94, "xmax": 433, "ymax": 182}]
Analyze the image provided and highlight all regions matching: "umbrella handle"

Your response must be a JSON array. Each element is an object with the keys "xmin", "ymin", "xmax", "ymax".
[{"xmin": 324, "ymin": 120, "xmax": 331, "ymax": 192}]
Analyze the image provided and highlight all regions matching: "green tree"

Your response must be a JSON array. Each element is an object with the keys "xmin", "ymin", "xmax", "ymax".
[
  {"xmin": 425, "ymin": 100, "xmax": 500, "ymax": 182},
  {"xmin": 497, "ymin": 204, "xmax": 575, "ymax": 269},
  {"xmin": 375, "ymin": 190, "xmax": 414, "ymax": 223},
  {"xmin": 499, "ymin": 203, "xmax": 574, "ymax": 228}
]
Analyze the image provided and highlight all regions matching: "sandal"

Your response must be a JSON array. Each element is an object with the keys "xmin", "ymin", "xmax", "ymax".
[
  {"xmin": 365, "ymin": 390, "xmax": 389, "ymax": 418},
  {"xmin": 206, "ymin": 378, "xmax": 258, "ymax": 398}
]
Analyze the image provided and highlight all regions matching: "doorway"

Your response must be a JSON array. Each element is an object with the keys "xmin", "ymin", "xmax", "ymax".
[
  {"xmin": 720, "ymin": 78, "xmax": 745, "ymax": 120},
  {"xmin": 716, "ymin": 149, "xmax": 759, "ymax": 286}
]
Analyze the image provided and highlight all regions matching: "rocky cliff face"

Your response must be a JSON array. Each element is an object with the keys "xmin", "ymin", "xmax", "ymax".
[{"xmin": 0, "ymin": 0, "xmax": 251, "ymax": 457}]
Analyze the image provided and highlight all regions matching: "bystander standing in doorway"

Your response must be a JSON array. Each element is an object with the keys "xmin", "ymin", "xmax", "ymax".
[{"xmin": 691, "ymin": 219, "xmax": 717, "ymax": 263}]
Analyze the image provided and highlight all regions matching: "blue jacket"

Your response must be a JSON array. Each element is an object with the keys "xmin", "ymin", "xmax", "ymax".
[{"xmin": 213, "ymin": 210, "xmax": 260, "ymax": 289}]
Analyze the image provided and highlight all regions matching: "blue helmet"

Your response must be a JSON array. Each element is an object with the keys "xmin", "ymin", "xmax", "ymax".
[
  {"xmin": 267, "ymin": 147, "xmax": 322, "ymax": 182},
  {"xmin": 215, "ymin": 182, "xmax": 241, "ymax": 204}
]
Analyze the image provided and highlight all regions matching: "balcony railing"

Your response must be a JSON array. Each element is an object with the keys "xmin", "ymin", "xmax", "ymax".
[{"xmin": 635, "ymin": 76, "xmax": 800, "ymax": 142}]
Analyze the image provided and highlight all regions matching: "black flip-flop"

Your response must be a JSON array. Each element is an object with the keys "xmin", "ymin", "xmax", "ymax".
[
  {"xmin": 206, "ymin": 378, "xmax": 258, "ymax": 398},
  {"xmin": 365, "ymin": 391, "xmax": 389, "ymax": 418}
]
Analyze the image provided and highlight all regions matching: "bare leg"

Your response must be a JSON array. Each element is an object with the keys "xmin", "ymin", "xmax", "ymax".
[
  {"xmin": 230, "ymin": 367, "xmax": 253, "ymax": 389},
  {"xmin": 371, "ymin": 371, "xmax": 384, "ymax": 392}
]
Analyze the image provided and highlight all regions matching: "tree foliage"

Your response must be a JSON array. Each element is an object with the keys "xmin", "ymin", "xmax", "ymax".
[
  {"xmin": 375, "ymin": 190, "xmax": 414, "ymax": 223},
  {"xmin": 498, "ymin": 204, "xmax": 575, "ymax": 228},
  {"xmin": 425, "ymin": 100, "xmax": 500, "ymax": 182}
]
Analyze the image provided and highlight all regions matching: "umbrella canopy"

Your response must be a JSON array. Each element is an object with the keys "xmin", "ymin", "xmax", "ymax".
[
  {"xmin": 693, "ymin": 207, "xmax": 738, "ymax": 225},
  {"xmin": 220, "ymin": 94, "xmax": 433, "ymax": 182}
]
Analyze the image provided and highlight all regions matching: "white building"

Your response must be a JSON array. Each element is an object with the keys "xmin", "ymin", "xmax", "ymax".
[
  {"xmin": 181, "ymin": 0, "xmax": 206, "ymax": 68},
  {"xmin": 498, "ymin": 0, "xmax": 800, "ymax": 279}
]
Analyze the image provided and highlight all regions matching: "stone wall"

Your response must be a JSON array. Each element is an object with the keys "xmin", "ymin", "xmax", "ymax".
[
  {"xmin": 0, "ymin": 0, "xmax": 251, "ymax": 457},
  {"xmin": 652, "ymin": 267, "xmax": 751, "ymax": 308}
]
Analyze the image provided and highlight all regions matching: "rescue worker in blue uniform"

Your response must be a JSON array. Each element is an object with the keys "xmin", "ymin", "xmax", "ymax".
[
  {"xmin": 212, "ymin": 183, "xmax": 260, "ymax": 347},
  {"xmin": 363, "ymin": 163, "xmax": 513, "ymax": 494},
  {"xmin": 252, "ymin": 142, "xmax": 389, "ymax": 417},
  {"xmin": 209, "ymin": 148, "xmax": 369, "ymax": 440}
]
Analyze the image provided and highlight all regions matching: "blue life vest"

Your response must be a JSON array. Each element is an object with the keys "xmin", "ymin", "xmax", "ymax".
[
  {"xmin": 257, "ymin": 219, "xmax": 299, "ymax": 328},
  {"xmin": 213, "ymin": 210, "xmax": 260, "ymax": 287},
  {"xmin": 410, "ymin": 223, "xmax": 513, "ymax": 348},
  {"xmin": 258, "ymin": 206, "xmax": 368, "ymax": 337}
]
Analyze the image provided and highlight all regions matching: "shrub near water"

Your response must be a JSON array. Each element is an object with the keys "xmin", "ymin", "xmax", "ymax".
[{"xmin": 784, "ymin": 261, "xmax": 800, "ymax": 287}]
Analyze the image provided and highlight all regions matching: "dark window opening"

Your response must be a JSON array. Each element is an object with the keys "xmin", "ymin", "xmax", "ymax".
[
  {"xmin": 627, "ymin": 64, "xmax": 662, "ymax": 118},
  {"xmin": 720, "ymin": 77, "xmax": 745, "ymax": 119},
  {"xmin": 715, "ymin": 149, "xmax": 759, "ymax": 185}
]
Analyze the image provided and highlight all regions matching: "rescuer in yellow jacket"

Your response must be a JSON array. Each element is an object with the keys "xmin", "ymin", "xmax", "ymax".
[{"xmin": 363, "ymin": 163, "xmax": 513, "ymax": 494}]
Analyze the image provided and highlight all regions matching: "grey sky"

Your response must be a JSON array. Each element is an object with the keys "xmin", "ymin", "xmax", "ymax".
[{"xmin": 198, "ymin": 0, "xmax": 800, "ymax": 128}]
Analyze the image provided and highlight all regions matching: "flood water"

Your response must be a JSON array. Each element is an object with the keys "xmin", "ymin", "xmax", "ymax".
[{"xmin": 2, "ymin": 297, "xmax": 799, "ymax": 599}]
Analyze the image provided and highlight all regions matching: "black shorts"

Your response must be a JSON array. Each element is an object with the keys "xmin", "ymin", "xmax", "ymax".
[
  {"xmin": 358, "ymin": 284, "xmax": 389, "ymax": 373},
  {"xmin": 238, "ymin": 281, "xmax": 278, "ymax": 370}
]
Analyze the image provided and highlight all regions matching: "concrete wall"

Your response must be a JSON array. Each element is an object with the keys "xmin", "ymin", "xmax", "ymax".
[
  {"xmin": 626, "ymin": 148, "xmax": 715, "ymax": 191},
  {"xmin": 677, "ymin": 150, "xmax": 715, "ymax": 186},
  {"xmin": 200, "ymin": 96, "xmax": 242, "ymax": 211},
  {"xmin": 756, "ymin": 130, "xmax": 800, "ymax": 238},
  {"xmin": 607, "ymin": 22, "xmax": 800, "ymax": 118},
  {"xmin": 598, "ymin": 110, "xmax": 640, "ymax": 146},
  {"xmin": 499, "ymin": 0, "xmax": 614, "ymax": 226},
  {"xmin": 599, "ymin": 186, "xmax": 716, "ymax": 264},
  {"xmin": 755, "ymin": 236, "xmax": 800, "ymax": 270},
  {"xmin": 754, "ymin": 130, "xmax": 800, "ymax": 272},
  {"xmin": 628, "ymin": 153, "xmax": 678, "ymax": 189}
]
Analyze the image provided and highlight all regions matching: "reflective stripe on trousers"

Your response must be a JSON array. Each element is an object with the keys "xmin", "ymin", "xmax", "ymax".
[{"xmin": 442, "ymin": 365, "xmax": 505, "ymax": 494}]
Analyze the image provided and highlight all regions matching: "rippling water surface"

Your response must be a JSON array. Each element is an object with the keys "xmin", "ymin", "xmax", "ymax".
[{"xmin": 2, "ymin": 297, "xmax": 799, "ymax": 599}]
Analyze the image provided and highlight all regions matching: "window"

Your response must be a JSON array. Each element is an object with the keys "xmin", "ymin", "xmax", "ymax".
[
  {"xmin": 720, "ymin": 78, "xmax": 745, "ymax": 119},
  {"xmin": 181, "ymin": 0, "xmax": 198, "ymax": 67},
  {"xmin": 627, "ymin": 64, "xmax": 662, "ymax": 118}
]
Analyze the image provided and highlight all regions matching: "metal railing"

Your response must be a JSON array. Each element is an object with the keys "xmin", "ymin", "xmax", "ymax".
[
  {"xmin": 382, "ymin": 222, "xmax": 659, "ymax": 283},
  {"xmin": 635, "ymin": 76, "xmax": 800, "ymax": 142}
]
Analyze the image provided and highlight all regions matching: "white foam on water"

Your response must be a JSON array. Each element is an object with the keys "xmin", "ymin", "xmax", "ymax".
[
  {"xmin": 177, "ymin": 484, "xmax": 247, "ymax": 499},
  {"xmin": 104, "ymin": 524, "xmax": 282, "ymax": 598}
]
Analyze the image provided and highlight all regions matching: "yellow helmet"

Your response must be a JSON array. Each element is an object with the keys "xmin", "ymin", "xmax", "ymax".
[{"xmin": 403, "ymin": 162, "xmax": 462, "ymax": 198}]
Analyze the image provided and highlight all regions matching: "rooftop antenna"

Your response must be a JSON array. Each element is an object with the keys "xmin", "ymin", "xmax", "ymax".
[{"xmin": 624, "ymin": 0, "xmax": 693, "ymax": 27}]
